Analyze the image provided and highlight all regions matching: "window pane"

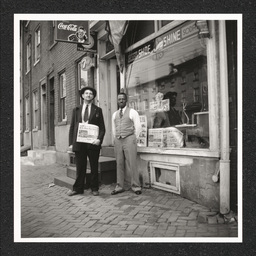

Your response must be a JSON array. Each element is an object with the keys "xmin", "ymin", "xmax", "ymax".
[
  {"xmin": 161, "ymin": 21, "xmax": 173, "ymax": 27},
  {"xmin": 37, "ymin": 29, "xmax": 40, "ymax": 44},
  {"xmin": 60, "ymin": 73, "xmax": 66, "ymax": 97},
  {"xmin": 126, "ymin": 21, "xmax": 209, "ymax": 149},
  {"xmin": 125, "ymin": 21, "xmax": 155, "ymax": 47}
]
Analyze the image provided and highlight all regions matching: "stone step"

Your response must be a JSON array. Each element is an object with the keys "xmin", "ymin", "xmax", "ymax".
[
  {"xmin": 66, "ymin": 165, "xmax": 116, "ymax": 185},
  {"xmin": 67, "ymin": 166, "xmax": 77, "ymax": 179},
  {"xmin": 101, "ymin": 146, "xmax": 115, "ymax": 158},
  {"xmin": 20, "ymin": 156, "xmax": 35, "ymax": 166},
  {"xmin": 21, "ymin": 150, "xmax": 56, "ymax": 166},
  {"xmin": 54, "ymin": 176, "xmax": 74, "ymax": 190},
  {"xmin": 67, "ymin": 156, "xmax": 116, "ymax": 171}
]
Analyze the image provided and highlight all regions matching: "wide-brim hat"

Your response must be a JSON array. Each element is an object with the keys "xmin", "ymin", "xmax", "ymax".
[{"xmin": 79, "ymin": 86, "xmax": 97, "ymax": 99}]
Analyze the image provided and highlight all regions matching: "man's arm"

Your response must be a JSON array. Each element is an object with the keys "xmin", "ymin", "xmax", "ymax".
[
  {"xmin": 69, "ymin": 108, "xmax": 76, "ymax": 146},
  {"xmin": 130, "ymin": 109, "xmax": 142, "ymax": 139},
  {"xmin": 112, "ymin": 112, "xmax": 116, "ymax": 139}
]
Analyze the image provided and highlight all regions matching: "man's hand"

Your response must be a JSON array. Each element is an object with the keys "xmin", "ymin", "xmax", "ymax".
[
  {"xmin": 67, "ymin": 145, "xmax": 73, "ymax": 152},
  {"xmin": 92, "ymin": 139, "xmax": 100, "ymax": 146}
]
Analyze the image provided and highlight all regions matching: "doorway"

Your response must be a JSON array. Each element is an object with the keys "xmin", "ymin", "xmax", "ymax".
[
  {"xmin": 41, "ymin": 83, "xmax": 47, "ymax": 146},
  {"xmin": 104, "ymin": 59, "xmax": 119, "ymax": 146},
  {"xmin": 49, "ymin": 77, "xmax": 55, "ymax": 146}
]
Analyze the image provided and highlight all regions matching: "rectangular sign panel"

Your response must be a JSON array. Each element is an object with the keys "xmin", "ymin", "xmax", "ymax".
[{"xmin": 56, "ymin": 21, "xmax": 89, "ymax": 44}]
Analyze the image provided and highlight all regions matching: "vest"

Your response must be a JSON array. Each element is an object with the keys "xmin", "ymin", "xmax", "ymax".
[{"xmin": 114, "ymin": 107, "xmax": 135, "ymax": 138}]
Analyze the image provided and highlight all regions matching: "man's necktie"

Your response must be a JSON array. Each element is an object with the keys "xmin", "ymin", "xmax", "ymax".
[
  {"xmin": 84, "ymin": 104, "xmax": 89, "ymax": 122},
  {"xmin": 119, "ymin": 108, "xmax": 123, "ymax": 118}
]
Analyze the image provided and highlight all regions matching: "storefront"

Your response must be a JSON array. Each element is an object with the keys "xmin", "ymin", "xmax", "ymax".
[{"xmin": 103, "ymin": 20, "xmax": 236, "ymax": 213}]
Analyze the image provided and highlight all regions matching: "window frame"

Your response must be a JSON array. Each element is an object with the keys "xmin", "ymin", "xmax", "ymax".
[
  {"xmin": 49, "ymin": 21, "xmax": 57, "ymax": 48},
  {"xmin": 59, "ymin": 72, "xmax": 67, "ymax": 122},
  {"xmin": 124, "ymin": 20, "xmax": 219, "ymax": 157},
  {"xmin": 25, "ymin": 96, "xmax": 30, "ymax": 131},
  {"xmin": 26, "ymin": 40, "xmax": 31, "ymax": 73},
  {"xmin": 34, "ymin": 25, "xmax": 41, "ymax": 64},
  {"xmin": 32, "ymin": 89, "xmax": 39, "ymax": 130}
]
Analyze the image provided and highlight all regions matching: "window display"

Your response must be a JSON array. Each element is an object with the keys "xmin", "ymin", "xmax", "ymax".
[{"xmin": 126, "ymin": 21, "xmax": 209, "ymax": 148}]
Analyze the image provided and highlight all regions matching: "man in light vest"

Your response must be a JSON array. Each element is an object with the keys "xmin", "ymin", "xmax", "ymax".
[{"xmin": 111, "ymin": 92, "xmax": 142, "ymax": 195}]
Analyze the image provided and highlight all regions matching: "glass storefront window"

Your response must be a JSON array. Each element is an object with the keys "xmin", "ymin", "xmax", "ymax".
[{"xmin": 126, "ymin": 21, "xmax": 209, "ymax": 149}]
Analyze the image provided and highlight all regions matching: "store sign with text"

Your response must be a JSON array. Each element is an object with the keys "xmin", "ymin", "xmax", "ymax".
[
  {"xmin": 127, "ymin": 21, "xmax": 199, "ymax": 64},
  {"xmin": 56, "ymin": 21, "xmax": 89, "ymax": 44}
]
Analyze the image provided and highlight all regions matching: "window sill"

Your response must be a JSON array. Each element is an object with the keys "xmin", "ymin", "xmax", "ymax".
[
  {"xmin": 32, "ymin": 127, "xmax": 38, "ymax": 132},
  {"xmin": 58, "ymin": 120, "xmax": 67, "ymax": 126},
  {"xmin": 24, "ymin": 130, "xmax": 30, "ymax": 133},
  {"xmin": 49, "ymin": 41, "xmax": 58, "ymax": 50},
  {"xmin": 34, "ymin": 59, "xmax": 40, "ymax": 66},
  {"xmin": 137, "ymin": 147, "xmax": 220, "ymax": 158}
]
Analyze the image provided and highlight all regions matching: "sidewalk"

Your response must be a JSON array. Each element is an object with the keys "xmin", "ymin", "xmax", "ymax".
[{"xmin": 20, "ymin": 163, "xmax": 238, "ymax": 239}]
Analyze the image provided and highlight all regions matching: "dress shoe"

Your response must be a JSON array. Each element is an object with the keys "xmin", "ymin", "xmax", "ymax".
[
  {"xmin": 111, "ymin": 188, "xmax": 125, "ymax": 195},
  {"xmin": 67, "ymin": 190, "xmax": 83, "ymax": 196},
  {"xmin": 92, "ymin": 191, "xmax": 99, "ymax": 196},
  {"xmin": 135, "ymin": 190, "xmax": 142, "ymax": 195}
]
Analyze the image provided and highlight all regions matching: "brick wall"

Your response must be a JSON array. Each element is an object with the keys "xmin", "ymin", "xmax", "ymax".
[{"xmin": 21, "ymin": 21, "xmax": 89, "ymax": 149}]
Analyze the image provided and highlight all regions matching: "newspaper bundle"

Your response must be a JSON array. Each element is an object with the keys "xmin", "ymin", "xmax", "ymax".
[{"xmin": 76, "ymin": 123, "xmax": 99, "ymax": 144}]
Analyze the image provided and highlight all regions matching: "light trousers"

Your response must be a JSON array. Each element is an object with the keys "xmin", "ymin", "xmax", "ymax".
[{"xmin": 114, "ymin": 134, "xmax": 141, "ymax": 191}]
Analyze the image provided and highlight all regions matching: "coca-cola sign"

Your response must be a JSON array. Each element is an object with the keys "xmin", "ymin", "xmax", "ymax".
[{"xmin": 56, "ymin": 21, "xmax": 89, "ymax": 44}]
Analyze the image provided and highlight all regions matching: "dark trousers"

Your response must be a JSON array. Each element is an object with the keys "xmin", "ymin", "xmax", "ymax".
[{"xmin": 73, "ymin": 143, "xmax": 100, "ymax": 192}]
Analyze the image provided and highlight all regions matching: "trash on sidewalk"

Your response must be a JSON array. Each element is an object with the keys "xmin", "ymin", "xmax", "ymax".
[{"xmin": 48, "ymin": 183, "xmax": 55, "ymax": 188}]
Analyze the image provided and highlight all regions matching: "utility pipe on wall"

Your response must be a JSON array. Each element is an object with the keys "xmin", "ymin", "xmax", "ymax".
[{"xmin": 219, "ymin": 20, "xmax": 230, "ymax": 214}]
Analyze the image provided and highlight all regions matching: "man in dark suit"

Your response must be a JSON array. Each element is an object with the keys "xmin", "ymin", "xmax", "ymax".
[{"xmin": 67, "ymin": 86, "xmax": 105, "ymax": 196}]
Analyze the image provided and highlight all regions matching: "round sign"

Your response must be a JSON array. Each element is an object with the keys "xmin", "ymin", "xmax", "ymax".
[
  {"xmin": 81, "ymin": 56, "xmax": 92, "ymax": 71},
  {"xmin": 81, "ymin": 35, "xmax": 94, "ymax": 49}
]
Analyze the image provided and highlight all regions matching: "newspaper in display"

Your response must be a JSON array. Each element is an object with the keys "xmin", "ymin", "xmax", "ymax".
[
  {"xmin": 148, "ymin": 127, "xmax": 184, "ymax": 148},
  {"xmin": 76, "ymin": 123, "xmax": 99, "ymax": 144},
  {"xmin": 149, "ymin": 99, "xmax": 170, "ymax": 113},
  {"xmin": 137, "ymin": 115, "xmax": 147, "ymax": 147}
]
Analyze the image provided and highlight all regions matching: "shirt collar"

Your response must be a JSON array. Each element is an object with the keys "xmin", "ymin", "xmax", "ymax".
[
  {"xmin": 84, "ymin": 102, "xmax": 92, "ymax": 107},
  {"xmin": 119, "ymin": 106, "xmax": 127, "ymax": 112}
]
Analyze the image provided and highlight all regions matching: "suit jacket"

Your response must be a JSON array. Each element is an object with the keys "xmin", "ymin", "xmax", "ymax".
[{"xmin": 69, "ymin": 103, "xmax": 105, "ymax": 151}]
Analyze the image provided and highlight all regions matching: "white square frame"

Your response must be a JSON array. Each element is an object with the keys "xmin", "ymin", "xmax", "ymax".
[{"xmin": 150, "ymin": 161, "xmax": 180, "ymax": 194}]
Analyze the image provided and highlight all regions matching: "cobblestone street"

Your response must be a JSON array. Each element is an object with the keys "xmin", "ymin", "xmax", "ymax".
[{"xmin": 19, "ymin": 163, "xmax": 238, "ymax": 240}]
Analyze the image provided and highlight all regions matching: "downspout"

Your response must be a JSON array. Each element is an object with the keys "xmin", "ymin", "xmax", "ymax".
[{"xmin": 219, "ymin": 20, "xmax": 230, "ymax": 214}]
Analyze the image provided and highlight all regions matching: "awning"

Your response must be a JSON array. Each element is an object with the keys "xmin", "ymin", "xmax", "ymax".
[{"xmin": 105, "ymin": 21, "xmax": 129, "ymax": 73}]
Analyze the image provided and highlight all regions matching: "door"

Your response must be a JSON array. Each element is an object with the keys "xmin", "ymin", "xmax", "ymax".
[
  {"xmin": 49, "ymin": 78, "xmax": 55, "ymax": 146},
  {"xmin": 41, "ymin": 83, "xmax": 47, "ymax": 146},
  {"xmin": 104, "ymin": 59, "xmax": 119, "ymax": 146}
]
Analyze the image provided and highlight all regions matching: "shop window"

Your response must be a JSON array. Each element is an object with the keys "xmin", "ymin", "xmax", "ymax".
[
  {"xmin": 126, "ymin": 21, "xmax": 209, "ymax": 149},
  {"xmin": 59, "ymin": 72, "xmax": 67, "ymax": 121},
  {"xmin": 33, "ymin": 90, "xmax": 39, "ymax": 129},
  {"xmin": 34, "ymin": 26, "xmax": 40, "ymax": 62},
  {"xmin": 26, "ymin": 41, "xmax": 31, "ymax": 73},
  {"xmin": 25, "ymin": 96, "xmax": 30, "ymax": 131}
]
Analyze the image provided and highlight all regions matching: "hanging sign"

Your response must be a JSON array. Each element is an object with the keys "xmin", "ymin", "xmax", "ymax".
[
  {"xmin": 80, "ymin": 56, "xmax": 94, "ymax": 71},
  {"xmin": 77, "ymin": 32, "xmax": 97, "ymax": 53},
  {"xmin": 56, "ymin": 21, "xmax": 89, "ymax": 44}
]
